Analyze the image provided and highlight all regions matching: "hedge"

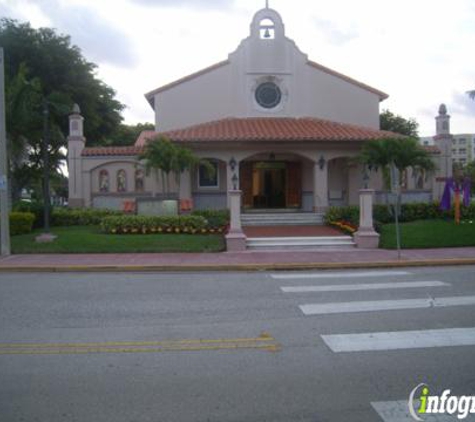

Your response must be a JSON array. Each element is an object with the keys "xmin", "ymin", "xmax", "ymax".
[
  {"xmin": 100, "ymin": 215, "xmax": 220, "ymax": 235},
  {"xmin": 13, "ymin": 201, "xmax": 45, "ymax": 229},
  {"xmin": 325, "ymin": 202, "xmax": 475, "ymax": 228},
  {"xmin": 9, "ymin": 212, "xmax": 35, "ymax": 235},
  {"xmin": 191, "ymin": 209, "xmax": 230, "ymax": 229},
  {"xmin": 51, "ymin": 208, "xmax": 123, "ymax": 226}
]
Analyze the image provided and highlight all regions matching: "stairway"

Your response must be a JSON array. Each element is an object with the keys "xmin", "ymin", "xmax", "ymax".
[
  {"xmin": 240, "ymin": 211, "xmax": 355, "ymax": 250},
  {"xmin": 246, "ymin": 236, "xmax": 355, "ymax": 251},
  {"xmin": 241, "ymin": 211, "xmax": 324, "ymax": 226}
]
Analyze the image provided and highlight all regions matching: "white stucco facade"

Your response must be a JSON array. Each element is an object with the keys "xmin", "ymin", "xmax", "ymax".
[
  {"xmin": 146, "ymin": 8, "xmax": 385, "ymax": 132},
  {"xmin": 68, "ymin": 7, "xmax": 450, "ymax": 214}
]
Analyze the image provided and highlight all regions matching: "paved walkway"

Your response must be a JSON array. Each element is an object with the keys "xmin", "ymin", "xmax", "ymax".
[{"xmin": 1, "ymin": 247, "xmax": 474, "ymax": 272}]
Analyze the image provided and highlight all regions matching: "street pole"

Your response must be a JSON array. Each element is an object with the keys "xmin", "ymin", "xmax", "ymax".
[
  {"xmin": 0, "ymin": 48, "xmax": 11, "ymax": 256},
  {"xmin": 42, "ymin": 100, "xmax": 51, "ymax": 233},
  {"xmin": 390, "ymin": 163, "xmax": 401, "ymax": 259}
]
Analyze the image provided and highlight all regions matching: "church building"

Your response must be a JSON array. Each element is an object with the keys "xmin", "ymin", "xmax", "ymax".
[{"xmin": 67, "ymin": 6, "xmax": 449, "ymax": 216}]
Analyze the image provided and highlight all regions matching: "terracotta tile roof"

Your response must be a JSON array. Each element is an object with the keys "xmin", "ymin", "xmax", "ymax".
[
  {"xmin": 81, "ymin": 146, "xmax": 143, "ymax": 157},
  {"xmin": 82, "ymin": 118, "xmax": 405, "ymax": 156},
  {"xmin": 422, "ymin": 145, "xmax": 441, "ymax": 154},
  {"xmin": 159, "ymin": 117, "xmax": 403, "ymax": 143},
  {"xmin": 134, "ymin": 130, "xmax": 158, "ymax": 147}
]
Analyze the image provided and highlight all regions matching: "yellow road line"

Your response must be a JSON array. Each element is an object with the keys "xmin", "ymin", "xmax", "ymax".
[
  {"xmin": 0, "ymin": 344, "xmax": 279, "ymax": 355},
  {"xmin": 0, "ymin": 333, "xmax": 274, "ymax": 349},
  {"xmin": 0, "ymin": 333, "xmax": 280, "ymax": 355}
]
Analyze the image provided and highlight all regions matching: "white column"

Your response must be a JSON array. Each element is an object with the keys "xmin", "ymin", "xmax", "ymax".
[
  {"xmin": 313, "ymin": 161, "xmax": 328, "ymax": 212},
  {"xmin": 83, "ymin": 171, "xmax": 92, "ymax": 208},
  {"xmin": 354, "ymin": 189, "xmax": 380, "ymax": 248},
  {"xmin": 179, "ymin": 170, "xmax": 192, "ymax": 211},
  {"xmin": 225, "ymin": 189, "xmax": 246, "ymax": 251}
]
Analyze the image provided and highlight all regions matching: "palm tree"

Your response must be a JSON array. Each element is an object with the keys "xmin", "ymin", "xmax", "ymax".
[
  {"xmin": 139, "ymin": 136, "xmax": 213, "ymax": 197},
  {"xmin": 360, "ymin": 137, "xmax": 436, "ymax": 190}
]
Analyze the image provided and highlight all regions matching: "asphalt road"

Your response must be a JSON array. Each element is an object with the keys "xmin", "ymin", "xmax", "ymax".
[{"xmin": 0, "ymin": 266, "xmax": 474, "ymax": 422}]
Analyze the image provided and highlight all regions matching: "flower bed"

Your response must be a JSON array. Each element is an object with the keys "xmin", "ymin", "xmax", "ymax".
[
  {"xmin": 329, "ymin": 220, "xmax": 358, "ymax": 235},
  {"xmin": 100, "ymin": 215, "xmax": 227, "ymax": 235}
]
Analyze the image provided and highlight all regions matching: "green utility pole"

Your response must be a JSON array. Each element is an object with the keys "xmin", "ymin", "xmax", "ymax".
[{"xmin": 0, "ymin": 48, "xmax": 11, "ymax": 256}]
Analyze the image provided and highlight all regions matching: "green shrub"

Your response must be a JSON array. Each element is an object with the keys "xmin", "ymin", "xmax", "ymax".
[
  {"xmin": 324, "ymin": 206, "xmax": 359, "ymax": 226},
  {"xmin": 9, "ymin": 212, "xmax": 35, "ymax": 235},
  {"xmin": 13, "ymin": 201, "xmax": 44, "ymax": 228},
  {"xmin": 192, "ymin": 209, "xmax": 230, "ymax": 229},
  {"xmin": 101, "ymin": 215, "xmax": 210, "ymax": 235},
  {"xmin": 51, "ymin": 208, "xmax": 123, "ymax": 226},
  {"xmin": 325, "ymin": 201, "xmax": 475, "ymax": 228}
]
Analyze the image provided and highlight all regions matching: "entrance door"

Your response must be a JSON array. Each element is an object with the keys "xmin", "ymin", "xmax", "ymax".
[{"xmin": 252, "ymin": 162, "xmax": 286, "ymax": 208}]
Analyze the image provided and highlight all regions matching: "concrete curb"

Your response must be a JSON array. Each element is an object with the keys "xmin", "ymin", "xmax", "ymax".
[{"xmin": 1, "ymin": 258, "xmax": 475, "ymax": 273}]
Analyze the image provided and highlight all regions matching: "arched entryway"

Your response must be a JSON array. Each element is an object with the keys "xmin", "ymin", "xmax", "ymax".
[{"xmin": 239, "ymin": 153, "xmax": 312, "ymax": 210}]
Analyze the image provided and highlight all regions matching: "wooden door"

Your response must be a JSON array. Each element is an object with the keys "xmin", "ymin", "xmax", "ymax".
[{"xmin": 286, "ymin": 162, "xmax": 302, "ymax": 208}]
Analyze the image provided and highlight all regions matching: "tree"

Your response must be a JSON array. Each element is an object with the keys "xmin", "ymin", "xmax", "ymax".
[
  {"xmin": 360, "ymin": 138, "xmax": 436, "ymax": 190},
  {"xmin": 0, "ymin": 18, "xmax": 126, "ymax": 201},
  {"xmin": 139, "ymin": 136, "xmax": 212, "ymax": 197},
  {"xmin": 106, "ymin": 123, "xmax": 155, "ymax": 146},
  {"xmin": 0, "ymin": 18, "xmax": 125, "ymax": 144},
  {"xmin": 380, "ymin": 110, "xmax": 419, "ymax": 137},
  {"xmin": 467, "ymin": 90, "xmax": 475, "ymax": 100},
  {"xmin": 454, "ymin": 161, "xmax": 475, "ymax": 195}
]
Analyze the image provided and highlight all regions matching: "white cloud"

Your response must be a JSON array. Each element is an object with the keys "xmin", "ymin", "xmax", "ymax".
[{"xmin": 1, "ymin": 0, "xmax": 474, "ymax": 136}]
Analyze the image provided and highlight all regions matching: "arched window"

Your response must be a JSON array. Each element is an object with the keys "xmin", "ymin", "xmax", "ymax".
[
  {"xmin": 135, "ymin": 169, "xmax": 145, "ymax": 192},
  {"xmin": 259, "ymin": 18, "xmax": 275, "ymax": 39},
  {"xmin": 99, "ymin": 170, "xmax": 109, "ymax": 193},
  {"xmin": 117, "ymin": 169, "xmax": 127, "ymax": 192}
]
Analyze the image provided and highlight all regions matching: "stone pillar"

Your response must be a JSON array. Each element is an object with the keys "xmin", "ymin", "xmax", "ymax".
[
  {"xmin": 225, "ymin": 190, "xmax": 247, "ymax": 251},
  {"xmin": 226, "ymin": 158, "xmax": 239, "ymax": 207},
  {"xmin": 313, "ymin": 161, "xmax": 328, "ymax": 212},
  {"xmin": 353, "ymin": 189, "xmax": 380, "ymax": 248}
]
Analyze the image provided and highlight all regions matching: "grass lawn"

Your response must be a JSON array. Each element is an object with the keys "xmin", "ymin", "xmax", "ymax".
[
  {"xmin": 379, "ymin": 219, "xmax": 475, "ymax": 249},
  {"xmin": 12, "ymin": 226, "xmax": 226, "ymax": 254}
]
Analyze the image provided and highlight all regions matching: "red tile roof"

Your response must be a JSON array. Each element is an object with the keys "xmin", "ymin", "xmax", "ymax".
[
  {"xmin": 83, "ymin": 117, "xmax": 405, "ymax": 157},
  {"xmin": 82, "ymin": 146, "xmax": 143, "ymax": 157},
  {"xmin": 134, "ymin": 130, "xmax": 158, "ymax": 147},
  {"xmin": 159, "ymin": 117, "xmax": 403, "ymax": 143},
  {"xmin": 422, "ymin": 145, "xmax": 441, "ymax": 154}
]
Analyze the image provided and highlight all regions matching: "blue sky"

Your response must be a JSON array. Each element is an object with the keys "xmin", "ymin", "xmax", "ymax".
[{"xmin": 1, "ymin": 0, "xmax": 474, "ymax": 136}]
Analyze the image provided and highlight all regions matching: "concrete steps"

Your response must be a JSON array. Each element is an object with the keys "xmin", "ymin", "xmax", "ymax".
[
  {"xmin": 246, "ymin": 236, "xmax": 355, "ymax": 251},
  {"xmin": 241, "ymin": 212, "xmax": 324, "ymax": 226}
]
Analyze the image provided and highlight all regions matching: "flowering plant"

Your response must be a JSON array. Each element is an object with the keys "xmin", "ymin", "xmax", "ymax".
[{"xmin": 329, "ymin": 220, "xmax": 358, "ymax": 235}]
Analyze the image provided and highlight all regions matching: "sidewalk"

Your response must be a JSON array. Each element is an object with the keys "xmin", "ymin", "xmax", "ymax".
[{"xmin": 1, "ymin": 247, "xmax": 475, "ymax": 272}]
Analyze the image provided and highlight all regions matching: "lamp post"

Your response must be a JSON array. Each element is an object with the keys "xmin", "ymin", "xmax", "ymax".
[
  {"xmin": 35, "ymin": 100, "xmax": 56, "ymax": 242},
  {"xmin": 43, "ymin": 100, "xmax": 51, "ymax": 233},
  {"xmin": 0, "ymin": 48, "xmax": 10, "ymax": 255}
]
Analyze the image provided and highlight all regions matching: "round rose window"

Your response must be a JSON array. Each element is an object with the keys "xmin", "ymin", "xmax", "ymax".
[{"xmin": 255, "ymin": 82, "xmax": 282, "ymax": 109}]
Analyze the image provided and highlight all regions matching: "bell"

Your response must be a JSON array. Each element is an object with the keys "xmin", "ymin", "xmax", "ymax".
[{"xmin": 264, "ymin": 28, "xmax": 271, "ymax": 38}]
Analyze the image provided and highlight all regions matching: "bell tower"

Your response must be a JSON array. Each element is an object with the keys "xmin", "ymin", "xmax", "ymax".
[
  {"xmin": 67, "ymin": 104, "xmax": 85, "ymax": 208},
  {"xmin": 433, "ymin": 103, "xmax": 453, "ymax": 200}
]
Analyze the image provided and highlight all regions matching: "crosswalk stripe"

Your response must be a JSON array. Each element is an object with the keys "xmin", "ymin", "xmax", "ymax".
[
  {"xmin": 299, "ymin": 295, "xmax": 475, "ymax": 316},
  {"xmin": 281, "ymin": 280, "xmax": 449, "ymax": 293},
  {"xmin": 371, "ymin": 400, "xmax": 455, "ymax": 421},
  {"xmin": 271, "ymin": 270, "xmax": 411, "ymax": 280},
  {"xmin": 322, "ymin": 327, "xmax": 475, "ymax": 352}
]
